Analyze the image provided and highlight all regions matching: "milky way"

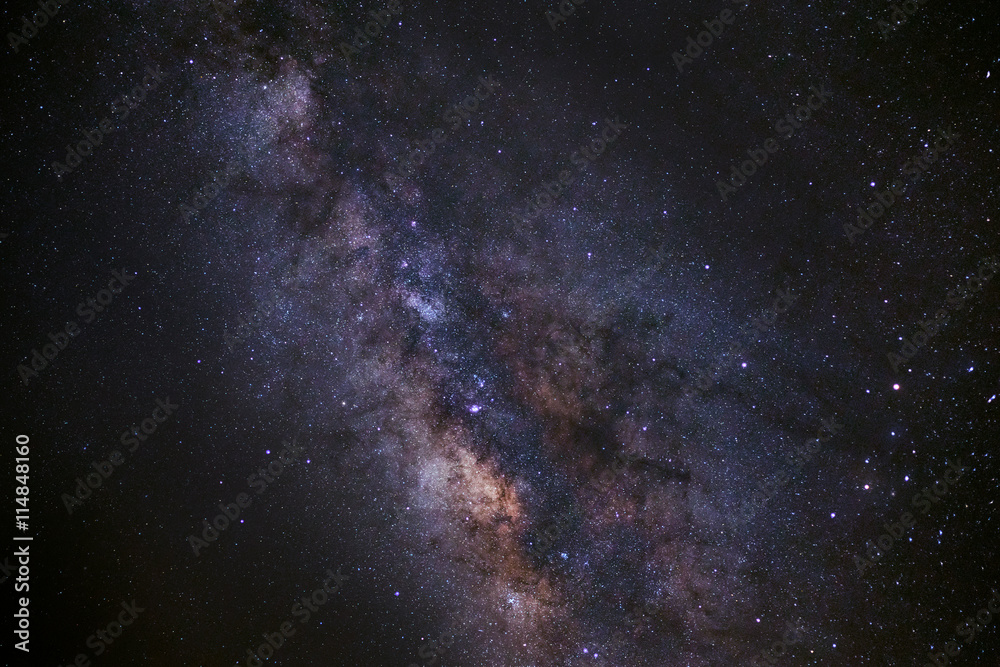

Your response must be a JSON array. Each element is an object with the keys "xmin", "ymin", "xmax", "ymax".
[{"xmin": 3, "ymin": 0, "xmax": 998, "ymax": 665}]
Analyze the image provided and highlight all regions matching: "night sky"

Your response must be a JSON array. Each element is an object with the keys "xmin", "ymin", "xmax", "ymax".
[{"xmin": 2, "ymin": 0, "xmax": 999, "ymax": 665}]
